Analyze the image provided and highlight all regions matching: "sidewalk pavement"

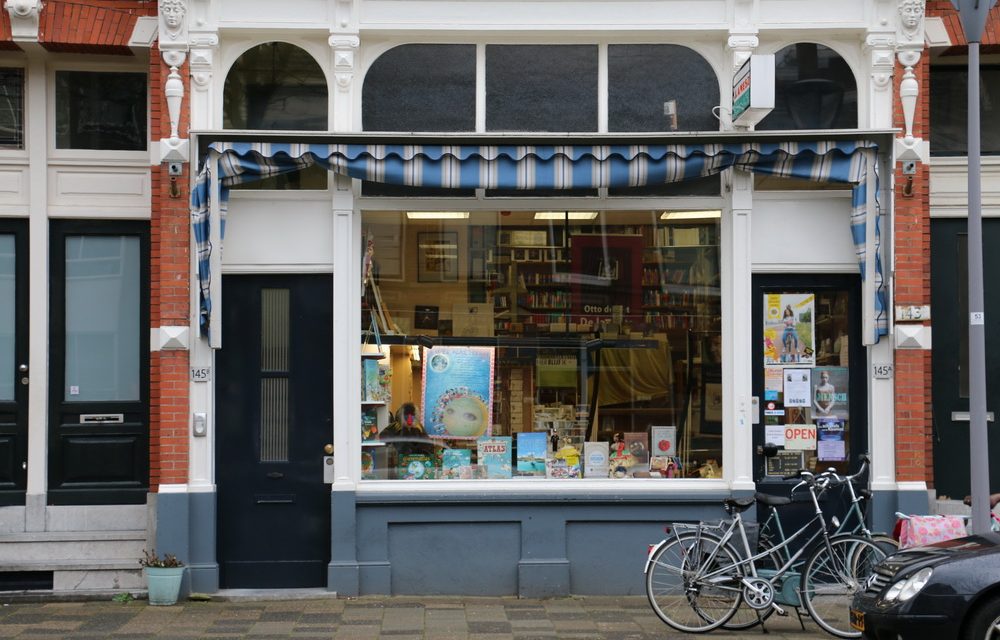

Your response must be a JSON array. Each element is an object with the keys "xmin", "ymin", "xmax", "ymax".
[{"xmin": 0, "ymin": 593, "xmax": 834, "ymax": 639}]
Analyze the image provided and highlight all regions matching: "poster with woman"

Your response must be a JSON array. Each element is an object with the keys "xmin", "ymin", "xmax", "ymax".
[
  {"xmin": 763, "ymin": 293, "xmax": 815, "ymax": 366},
  {"xmin": 422, "ymin": 346, "xmax": 495, "ymax": 440}
]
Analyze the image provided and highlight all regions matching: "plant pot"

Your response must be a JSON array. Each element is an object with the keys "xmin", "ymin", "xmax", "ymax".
[{"xmin": 144, "ymin": 566, "xmax": 185, "ymax": 605}]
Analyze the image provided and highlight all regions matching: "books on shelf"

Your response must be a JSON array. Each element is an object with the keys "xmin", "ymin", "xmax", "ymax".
[
  {"xmin": 362, "ymin": 359, "xmax": 392, "ymax": 403},
  {"xmin": 362, "ymin": 406, "xmax": 380, "ymax": 441}
]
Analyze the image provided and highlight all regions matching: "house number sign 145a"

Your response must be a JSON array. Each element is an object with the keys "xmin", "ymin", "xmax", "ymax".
[
  {"xmin": 872, "ymin": 363, "xmax": 893, "ymax": 379},
  {"xmin": 191, "ymin": 367, "xmax": 212, "ymax": 382}
]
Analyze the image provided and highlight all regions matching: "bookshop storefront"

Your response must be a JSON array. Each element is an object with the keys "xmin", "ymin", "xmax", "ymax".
[
  {"xmin": 192, "ymin": 131, "xmax": 890, "ymax": 596},
  {"xmin": 177, "ymin": 34, "xmax": 896, "ymax": 597}
]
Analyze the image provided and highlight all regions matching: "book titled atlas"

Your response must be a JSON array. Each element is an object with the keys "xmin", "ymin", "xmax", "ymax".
[
  {"xmin": 516, "ymin": 432, "xmax": 547, "ymax": 477},
  {"xmin": 477, "ymin": 436, "xmax": 512, "ymax": 479},
  {"xmin": 441, "ymin": 448, "xmax": 473, "ymax": 479}
]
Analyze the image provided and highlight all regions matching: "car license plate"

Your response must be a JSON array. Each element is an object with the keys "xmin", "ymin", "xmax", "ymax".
[{"xmin": 849, "ymin": 608, "xmax": 865, "ymax": 632}]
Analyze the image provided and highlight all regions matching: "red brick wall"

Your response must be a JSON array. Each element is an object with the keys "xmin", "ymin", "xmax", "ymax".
[
  {"xmin": 893, "ymin": 46, "xmax": 932, "ymax": 484},
  {"xmin": 897, "ymin": 4, "xmax": 1000, "ymax": 486},
  {"xmin": 149, "ymin": 42, "xmax": 192, "ymax": 490}
]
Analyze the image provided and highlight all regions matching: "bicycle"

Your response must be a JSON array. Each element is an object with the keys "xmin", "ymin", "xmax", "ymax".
[
  {"xmin": 644, "ymin": 470, "xmax": 888, "ymax": 638},
  {"xmin": 721, "ymin": 455, "xmax": 898, "ymax": 631}
]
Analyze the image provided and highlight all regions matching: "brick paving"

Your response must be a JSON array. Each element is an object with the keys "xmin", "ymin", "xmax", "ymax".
[{"xmin": 0, "ymin": 595, "xmax": 837, "ymax": 639}]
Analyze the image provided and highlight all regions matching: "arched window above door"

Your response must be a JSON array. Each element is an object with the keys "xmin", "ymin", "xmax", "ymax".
[
  {"xmin": 223, "ymin": 42, "xmax": 328, "ymax": 131},
  {"xmin": 756, "ymin": 43, "xmax": 858, "ymax": 131}
]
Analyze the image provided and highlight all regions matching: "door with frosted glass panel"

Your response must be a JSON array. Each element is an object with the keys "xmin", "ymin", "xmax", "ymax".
[
  {"xmin": 0, "ymin": 219, "xmax": 27, "ymax": 505},
  {"xmin": 48, "ymin": 221, "xmax": 149, "ymax": 505}
]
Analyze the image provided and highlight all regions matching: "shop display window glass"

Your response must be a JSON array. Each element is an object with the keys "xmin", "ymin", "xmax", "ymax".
[
  {"xmin": 608, "ymin": 44, "xmax": 719, "ymax": 133},
  {"xmin": 930, "ymin": 66, "xmax": 1000, "ymax": 156},
  {"xmin": 756, "ymin": 43, "xmax": 857, "ymax": 131},
  {"xmin": 55, "ymin": 71, "xmax": 146, "ymax": 151},
  {"xmin": 360, "ymin": 210, "xmax": 722, "ymax": 481},
  {"xmin": 486, "ymin": 45, "xmax": 598, "ymax": 132},
  {"xmin": 64, "ymin": 236, "xmax": 141, "ymax": 402},
  {"xmin": 0, "ymin": 68, "xmax": 24, "ymax": 150}
]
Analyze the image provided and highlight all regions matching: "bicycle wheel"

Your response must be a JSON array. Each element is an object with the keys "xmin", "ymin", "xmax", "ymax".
[
  {"xmin": 722, "ymin": 537, "xmax": 781, "ymax": 630},
  {"xmin": 800, "ymin": 535, "xmax": 887, "ymax": 638},
  {"xmin": 867, "ymin": 533, "xmax": 900, "ymax": 558},
  {"xmin": 645, "ymin": 532, "xmax": 744, "ymax": 633}
]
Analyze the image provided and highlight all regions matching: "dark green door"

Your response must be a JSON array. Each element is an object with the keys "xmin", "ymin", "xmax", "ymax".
[
  {"xmin": 217, "ymin": 275, "xmax": 333, "ymax": 588},
  {"xmin": 930, "ymin": 219, "xmax": 1000, "ymax": 499},
  {"xmin": 0, "ymin": 219, "xmax": 27, "ymax": 505}
]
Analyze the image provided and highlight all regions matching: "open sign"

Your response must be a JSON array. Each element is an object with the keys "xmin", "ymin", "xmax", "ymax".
[{"xmin": 784, "ymin": 426, "xmax": 816, "ymax": 450}]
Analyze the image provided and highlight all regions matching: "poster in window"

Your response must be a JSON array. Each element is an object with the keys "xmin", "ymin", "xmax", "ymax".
[
  {"xmin": 422, "ymin": 346, "xmax": 495, "ymax": 440},
  {"xmin": 763, "ymin": 292, "xmax": 815, "ymax": 366},
  {"xmin": 812, "ymin": 366, "xmax": 849, "ymax": 420}
]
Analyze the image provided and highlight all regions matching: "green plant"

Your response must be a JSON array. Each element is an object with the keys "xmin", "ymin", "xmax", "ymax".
[
  {"xmin": 139, "ymin": 549, "xmax": 184, "ymax": 568},
  {"xmin": 112, "ymin": 592, "xmax": 134, "ymax": 604}
]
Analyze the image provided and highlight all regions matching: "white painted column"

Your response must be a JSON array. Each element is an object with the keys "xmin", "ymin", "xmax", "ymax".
[
  {"xmin": 332, "ymin": 175, "xmax": 361, "ymax": 488},
  {"xmin": 24, "ymin": 52, "xmax": 48, "ymax": 528},
  {"xmin": 726, "ymin": 169, "xmax": 755, "ymax": 492}
]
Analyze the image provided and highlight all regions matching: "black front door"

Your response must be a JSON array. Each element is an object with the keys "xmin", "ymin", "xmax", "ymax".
[
  {"xmin": 0, "ymin": 219, "xmax": 27, "ymax": 505},
  {"xmin": 217, "ymin": 275, "xmax": 333, "ymax": 588},
  {"xmin": 751, "ymin": 274, "xmax": 868, "ymax": 486},
  {"xmin": 930, "ymin": 219, "xmax": 1000, "ymax": 499}
]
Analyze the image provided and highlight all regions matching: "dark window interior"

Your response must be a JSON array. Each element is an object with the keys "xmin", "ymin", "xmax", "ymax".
[{"xmin": 756, "ymin": 43, "xmax": 858, "ymax": 131}]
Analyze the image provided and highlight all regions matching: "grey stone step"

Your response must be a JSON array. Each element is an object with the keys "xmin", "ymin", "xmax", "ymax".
[
  {"xmin": 0, "ymin": 531, "xmax": 147, "ymax": 564},
  {"xmin": 2, "ymin": 559, "xmax": 142, "ymax": 572},
  {"xmin": 0, "ymin": 530, "xmax": 146, "ymax": 543}
]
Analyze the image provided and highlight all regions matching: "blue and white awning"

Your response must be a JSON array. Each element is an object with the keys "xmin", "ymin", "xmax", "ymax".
[{"xmin": 192, "ymin": 139, "xmax": 885, "ymax": 344}]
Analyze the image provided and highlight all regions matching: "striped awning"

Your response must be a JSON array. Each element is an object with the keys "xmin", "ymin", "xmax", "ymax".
[{"xmin": 192, "ymin": 139, "xmax": 885, "ymax": 344}]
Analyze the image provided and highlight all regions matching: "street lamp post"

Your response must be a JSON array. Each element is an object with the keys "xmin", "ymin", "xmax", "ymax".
[{"xmin": 951, "ymin": 0, "xmax": 998, "ymax": 536}]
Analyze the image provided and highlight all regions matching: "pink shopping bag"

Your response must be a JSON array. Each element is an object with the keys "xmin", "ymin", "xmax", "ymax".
[{"xmin": 898, "ymin": 515, "xmax": 967, "ymax": 548}]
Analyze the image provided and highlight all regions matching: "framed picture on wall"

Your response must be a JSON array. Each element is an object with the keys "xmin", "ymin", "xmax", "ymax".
[
  {"xmin": 417, "ymin": 232, "xmax": 459, "ymax": 282},
  {"xmin": 699, "ymin": 371, "xmax": 723, "ymax": 436}
]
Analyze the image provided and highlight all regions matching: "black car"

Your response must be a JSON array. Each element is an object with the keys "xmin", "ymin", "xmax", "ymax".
[{"xmin": 851, "ymin": 532, "xmax": 1000, "ymax": 640}]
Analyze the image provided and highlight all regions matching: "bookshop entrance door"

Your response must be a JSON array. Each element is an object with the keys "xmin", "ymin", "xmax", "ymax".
[
  {"xmin": 216, "ymin": 275, "xmax": 333, "ymax": 588},
  {"xmin": 751, "ymin": 275, "xmax": 868, "ymax": 525}
]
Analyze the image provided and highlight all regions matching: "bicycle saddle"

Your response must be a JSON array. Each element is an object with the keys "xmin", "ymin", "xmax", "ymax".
[
  {"xmin": 754, "ymin": 492, "xmax": 793, "ymax": 507},
  {"xmin": 724, "ymin": 496, "xmax": 756, "ymax": 512}
]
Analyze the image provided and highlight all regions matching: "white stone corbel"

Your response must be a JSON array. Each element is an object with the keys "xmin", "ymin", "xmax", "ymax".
[
  {"xmin": 5, "ymin": 0, "xmax": 41, "ymax": 42},
  {"xmin": 152, "ymin": 326, "xmax": 191, "ymax": 352},
  {"xmin": 894, "ymin": 0, "xmax": 929, "ymax": 163},
  {"xmin": 157, "ymin": 0, "xmax": 191, "ymax": 165}
]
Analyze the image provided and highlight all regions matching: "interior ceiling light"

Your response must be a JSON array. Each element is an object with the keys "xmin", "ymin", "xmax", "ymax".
[
  {"xmin": 534, "ymin": 211, "xmax": 599, "ymax": 220},
  {"xmin": 405, "ymin": 211, "xmax": 470, "ymax": 220},
  {"xmin": 660, "ymin": 210, "xmax": 722, "ymax": 220}
]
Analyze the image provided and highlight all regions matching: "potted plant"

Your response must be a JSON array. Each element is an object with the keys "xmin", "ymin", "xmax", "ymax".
[{"xmin": 140, "ymin": 549, "xmax": 185, "ymax": 605}]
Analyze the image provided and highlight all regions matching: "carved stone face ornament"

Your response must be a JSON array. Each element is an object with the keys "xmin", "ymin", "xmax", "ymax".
[
  {"xmin": 161, "ymin": 0, "xmax": 186, "ymax": 31},
  {"xmin": 899, "ymin": 0, "xmax": 924, "ymax": 32}
]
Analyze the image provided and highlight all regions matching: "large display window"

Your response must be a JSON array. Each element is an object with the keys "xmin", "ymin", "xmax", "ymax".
[{"xmin": 360, "ymin": 210, "xmax": 722, "ymax": 480}]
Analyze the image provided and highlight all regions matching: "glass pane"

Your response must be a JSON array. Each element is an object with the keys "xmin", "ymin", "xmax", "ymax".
[
  {"xmin": 486, "ymin": 45, "xmax": 598, "ymax": 132},
  {"xmin": 608, "ymin": 44, "xmax": 720, "ymax": 132},
  {"xmin": 363, "ymin": 44, "xmax": 476, "ymax": 132},
  {"xmin": 260, "ymin": 289, "xmax": 290, "ymax": 462},
  {"xmin": 55, "ymin": 71, "xmax": 146, "ymax": 150},
  {"xmin": 65, "ymin": 236, "xmax": 140, "ymax": 401},
  {"xmin": 756, "ymin": 44, "xmax": 857, "ymax": 131},
  {"xmin": 762, "ymin": 290, "xmax": 852, "ymax": 474},
  {"xmin": 361, "ymin": 210, "xmax": 722, "ymax": 480},
  {"xmin": 223, "ymin": 42, "xmax": 328, "ymax": 131},
  {"xmin": 930, "ymin": 66, "xmax": 1000, "ymax": 156},
  {"xmin": 0, "ymin": 68, "xmax": 24, "ymax": 149},
  {"xmin": 0, "ymin": 235, "xmax": 13, "ymax": 401}
]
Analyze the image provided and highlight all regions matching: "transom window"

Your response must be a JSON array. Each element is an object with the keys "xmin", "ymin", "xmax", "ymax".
[
  {"xmin": 55, "ymin": 71, "xmax": 147, "ymax": 151},
  {"xmin": 0, "ymin": 68, "xmax": 24, "ymax": 150},
  {"xmin": 757, "ymin": 43, "xmax": 858, "ymax": 130}
]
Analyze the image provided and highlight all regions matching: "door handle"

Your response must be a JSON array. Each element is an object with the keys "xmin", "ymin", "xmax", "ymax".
[
  {"xmin": 18, "ymin": 363, "xmax": 27, "ymax": 385},
  {"xmin": 323, "ymin": 443, "xmax": 334, "ymax": 455}
]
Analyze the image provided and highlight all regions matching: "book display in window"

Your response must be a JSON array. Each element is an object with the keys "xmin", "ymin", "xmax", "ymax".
[
  {"xmin": 441, "ymin": 448, "xmax": 473, "ymax": 479},
  {"xmin": 477, "ymin": 436, "xmax": 512, "ymax": 478},
  {"xmin": 515, "ymin": 432, "xmax": 547, "ymax": 477}
]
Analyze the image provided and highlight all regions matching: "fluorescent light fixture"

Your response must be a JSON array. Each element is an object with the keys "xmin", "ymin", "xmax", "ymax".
[
  {"xmin": 406, "ymin": 211, "xmax": 470, "ymax": 220},
  {"xmin": 534, "ymin": 211, "xmax": 599, "ymax": 220},
  {"xmin": 660, "ymin": 210, "xmax": 722, "ymax": 220}
]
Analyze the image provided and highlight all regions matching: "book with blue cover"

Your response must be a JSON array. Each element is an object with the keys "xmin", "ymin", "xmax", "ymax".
[
  {"xmin": 441, "ymin": 448, "xmax": 473, "ymax": 479},
  {"xmin": 477, "ymin": 436, "xmax": 512, "ymax": 478},
  {"xmin": 516, "ymin": 432, "xmax": 547, "ymax": 476}
]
